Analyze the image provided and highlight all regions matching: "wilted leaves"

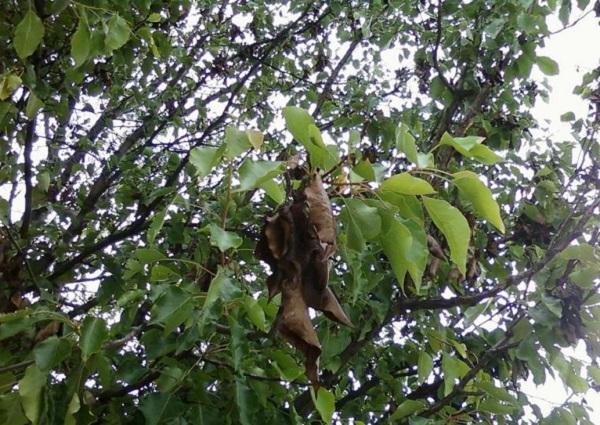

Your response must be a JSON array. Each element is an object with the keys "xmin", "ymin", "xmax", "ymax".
[{"xmin": 256, "ymin": 171, "xmax": 351, "ymax": 385}]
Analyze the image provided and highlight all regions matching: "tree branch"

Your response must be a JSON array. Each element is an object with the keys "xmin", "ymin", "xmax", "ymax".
[{"xmin": 19, "ymin": 119, "xmax": 36, "ymax": 238}]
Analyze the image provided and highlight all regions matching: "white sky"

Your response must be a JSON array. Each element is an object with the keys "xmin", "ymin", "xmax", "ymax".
[{"xmin": 525, "ymin": 10, "xmax": 600, "ymax": 423}]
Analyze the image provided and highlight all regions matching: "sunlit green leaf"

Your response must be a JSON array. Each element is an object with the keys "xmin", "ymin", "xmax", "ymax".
[
  {"xmin": 189, "ymin": 146, "xmax": 223, "ymax": 178},
  {"xmin": 311, "ymin": 387, "xmax": 335, "ymax": 425},
  {"xmin": 380, "ymin": 172, "xmax": 436, "ymax": 195},
  {"xmin": 453, "ymin": 171, "xmax": 505, "ymax": 233},
  {"xmin": 271, "ymin": 351, "xmax": 304, "ymax": 381},
  {"xmin": 423, "ymin": 197, "xmax": 470, "ymax": 275},
  {"xmin": 0, "ymin": 74, "xmax": 22, "ymax": 101},
  {"xmin": 396, "ymin": 123, "xmax": 418, "ymax": 164},
  {"xmin": 237, "ymin": 160, "xmax": 285, "ymax": 191},
  {"xmin": 104, "ymin": 15, "xmax": 131, "ymax": 53},
  {"xmin": 224, "ymin": 126, "xmax": 252, "ymax": 159},
  {"xmin": 14, "ymin": 10, "xmax": 45, "ymax": 59},
  {"xmin": 536, "ymin": 56, "xmax": 559, "ymax": 76},
  {"xmin": 18, "ymin": 365, "xmax": 46, "ymax": 424}
]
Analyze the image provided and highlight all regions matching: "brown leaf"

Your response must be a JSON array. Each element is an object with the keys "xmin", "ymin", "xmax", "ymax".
[
  {"xmin": 427, "ymin": 235, "xmax": 446, "ymax": 260},
  {"xmin": 303, "ymin": 172, "xmax": 336, "ymax": 258},
  {"xmin": 276, "ymin": 280, "xmax": 321, "ymax": 385},
  {"xmin": 256, "ymin": 169, "xmax": 351, "ymax": 386},
  {"xmin": 264, "ymin": 207, "xmax": 294, "ymax": 260},
  {"xmin": 35, "ymin": 320, "xmax": 61, "ymax": 342},
  {"xmin": 304, "ymin": 285, "xmax": 353, "ymax": 327}
]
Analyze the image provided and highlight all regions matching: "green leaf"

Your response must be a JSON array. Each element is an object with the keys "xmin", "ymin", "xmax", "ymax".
[
  {"xmin": 150, "ymin": 264, "xmax": 179, "ymax": 281},
  {"xmin": 343, "ymin": 199, "xmax": 381, "ymax": 251},
  {"xmin": 237, "ymin": 160, "xmax": 285, "ymax": 191},
  {"xmin": 80, "ymin": 317, "xmax": 109, "ymax": 361},
  {"xmin": 71, "ymin": 21, "xmax": 91, "ymax": 67},
  {"xmin": 345, "ymin": 199, "xmax": 381, "ymax": 240},
  {"xmin": 208, "ymin": 223, "xmax": 243, "ymax": 252},
  {"xmin": 104, "ymin": 14, "xmax": 131, "ymax": 53},
  {"xmin": 243, "ymin": 297, "xmax": 266, "ymax": 331},
  {"xmin": 135, "ymin": 247, "xmax": 165, "ymax": 264},
  {"xmin": 0, "ymin": 393, "xmax": 28, "ymax": 425},
  {"xmin": 468, "ymin": 144, "xmax": 503, "ymax": 164},
  {"xmin": 147, "ymin": 208, "xmax": 167, "ymax": 244},
  {"xmin": 390, "ymin": 399, "xmax": 426, "ymax": 420},
  {"xmin": 140, "ymin": 393, "xmax": 184, "ymax": 425},
  {"xmin": 283, "ymin": 106, "xmax": 319, "ymax": 148},
  {"xmin": 536, "ymin": 56, "xmax": 559, "ymax": 76},
  {"xmin": 224, "ymin": 126, "xmax": 252, "ymax": 159},
  {"xmin": 560, "ymin": 112, "xmax": 575, "ymax": 122},
  {"xmin": 416, "ymin": 152, "xmax": 435, "ymax": 168},
  {"xmin": 14, "ymin": 10, "xmax": 45, "ymax": 59},
  {"xmin": 259, "ymin": 179, "xmax": 285, "ymax": 204},
  {"xmin": 396, "ymin": 123, "xmax": 418, "ymax": 164},
  {"xmin": 452, "ymin": 171, "xmax": 505, "ymax": 233},
  {"xmin": 270, "ymin": 351, "xmax": 304, "ymax": 381},
  {"xmin": 380, "ymin": 192, "xmax": 424, "ymax": 224},
  {"xmin": 33, "ymin": 336, "xmax": 71, "ymax": 371},
  {"xmin": 438, "ymin": 133, "xmax": 502, "ymax": 164},
  {"xmin": 151, "ymin": 286, "xmax": 193, "ymax": 334},
  {"xmin": 588, "ymin": 365, "xmax": 600, "ymax": 384},
  {"xmin": 353, "ymin": 159, "xmax": 376, "ymax": 181},
  {"xmin": 156, "ymin": 366, "xmax": 183, "ymax": 393},
  {"xmin": 380, "ymin": 172, "xmax": 436, "ymax": 195},
  {"xmin": 475, "ymin": 381, "xmax": 517, "ymax": 403},
  {"xmin": 439, "ymin": 132, "xmax": 484, "ymax": 156},
  {"xmin": 147, "ymin": 13, "xmax": 162, "ymax": 22},
  {"xmin": 0, "ymin": 73, "xmax": 22, "ymax": 101},
  {"xmin": 282, "ymin": 106, "xmax": 337, "ymax": 170},
  {"xmin": 311, "ymin": 387, "xmax": 335, "ymax": 425},
  {"xmin": 198, "ymin": 268, "xmax": 239, "ymax": 330},
  {"xmin": 138, "ymin": 26, "xmax": 160, "ymax": 58},
  {"xmin": 36, "ymin": 172, "xmax": 50, "ymax": 192},
  {"xmin": 25, "ymin": 92, "xmax": 44, "ymax": 119},
  {"xmin": 378, "ymin": 210, "xmax": 412, "ymax": 290},
  {"xmin": 63, "ymin": 393, "xmax": 80, "ymax": 425},
  {"xmin": 246, "ymin": 129, "xmax": 264, "ymax": 149},
  {"xmin": 189, "ymin": 146, "xmax": 223, "ymax": 178},
  {"xmin": 18, "ymin": 365, "xmax": 46, "ymax": 424},
  {"xmin": 402, "ymin": 218, "xmax": 428, "ymax": 290},
  {"xmin": 479, "ymin": 399, "xmax": 516, "ymax": 415},
  {"xmin": 566, "ymin": 370, "xmax": 588, "ymax": 393},
  {"xmin": 378, "ymin": 213, "xmax": 427, "ymax": 292},
  {"xmin": 441, "ymin": 354, "xmax": 470, "ymax": 396},
  {"xmin": 417, "ymin": 351, "xmax": 433, "ymax": 383},
  {"xmin": 423, "ymin": 197, "xmax": 470, "ymax": 275},
  {"xmin": 204, "ymin": 268, "xmax": 229, "ymax": 308}
]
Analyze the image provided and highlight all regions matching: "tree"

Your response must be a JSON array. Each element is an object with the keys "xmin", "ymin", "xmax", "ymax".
[{"xmin": 0, "ymin": 0, "xmax": 599, "ymax": 423}]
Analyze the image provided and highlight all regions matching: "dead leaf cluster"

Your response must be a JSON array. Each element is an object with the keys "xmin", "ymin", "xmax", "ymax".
[{"xmin": 255, "ymin": 171, "xmax": 352, "ymax": 385}]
